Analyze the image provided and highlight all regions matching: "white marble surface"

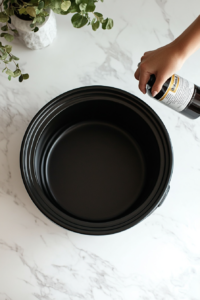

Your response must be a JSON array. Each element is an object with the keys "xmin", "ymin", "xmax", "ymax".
[{"xmin": 0, "ymin": 0, "xmax": 200, "ymax": 299}]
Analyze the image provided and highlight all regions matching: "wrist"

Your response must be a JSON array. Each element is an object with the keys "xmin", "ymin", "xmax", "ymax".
[
  {"xmin": 168, "ymin": 39, "xmax": 188, "ymax": 64},
  {"xmin": 170, "ymin": 38, "xmax": 188, "ymax": 62}
]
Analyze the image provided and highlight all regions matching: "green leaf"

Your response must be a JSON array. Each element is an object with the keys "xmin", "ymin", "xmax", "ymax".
[
  {"xmin": 38, "ymin": 1, "xmax": 44, "ymax": 9},
  {"xmin": 1, "ymin": 52, "xmax": 8, "ymax": 60},
  {"xmin": 3, "ymin": 0, "xmax": 9, "ymax": 10},
  {"xmin": 18, "ymin": 7, "xmax": 26, "ymax": 14},
  {"xmin": 35, "ymin": 8, "xmax": 41, "ymax": 15},
  {"xmin": 1, "ymin": 25, "xmax": 8, "ymax": 31},
  {"xmin": 6, "ymin": 34, "xmax": 14, "ymax": 42},
  {"xmin": 26, "ymin": 7, "xmax": 36, "ymax": 18},
  {"xmin": 6, "ymin": 7, "xmax": 15, "ymax": 16},
  {"xmin": 33, "ymin": 26, "xmax": 39, "ymax": 32},
  {"xmin": 42, "ymin": 11, "xmax": 50, "ymax": 17},
  {"xmin": 0, "ymin": 33, "xmax": 14, "ymax": 42},
  {"xmin": 11, "ymin": 55, "xmax": 19, "ymax": 60},
  {"xmin": 66, "ymin": 2, "xmax": 80, "ymax": 13},
  {"xmin": 61, "ymin": 0, "xmax": 71, "ymax": 11},
  {"xmin": 92, "ymin": 20, "xmax": 99, "ymax": 31},
  {"xmin": 60, "ymin": 10, "xmax": 69, "ymax": 15},
  {"xmin": 102, "ymin": 18, "xmax": 113, "ymax": 30},
  {"xmin": 85, "ymin": 3, "xmax": 95, "ymax": 12},
  {"xmin": 13, "ymin": 69, "xmax": 21, "ymax": 77},
  {"xmin": 30, "ymin": 23, "xmax": 35, "ymax": 28},
  {"xmin": 94, "ymin": 12, "xmax": 103, "ymax": 18},
  {"xmin": 6, "ymin": 69, "xmax": 14, "ymax": 76},
  {"xmin": 19, "ymin": 74, "xmax": 23, "ymax": 82},
  {"xmin": 93, "ymin": 12, "xmax": 103, "ymax": 22},
  {"xmin": 75, "ymin": 0, "xmax": 81, "ymax": 4},
  {"xmin": 2, "ymin": 67, "xmax": 7, "ymax": 73},
  {"xmin": 8, "ymin": 75, "xmax": 11, "ymax": 81},
  {"xmin": 4, "ymin": 45, "xmax": 12, "ymax": 53},
  {"xmin": 71, "ymin": 13, "xmax": 88, "ymax": 28},
  {"xmin": 91, "ymin": 17, "xmax": 95, "ymax": 25},
  {"xmin": 0, "ymin": 47, "xmax": 6, "ymax": 54},
  {"xmin": 49, "ymin": 0, "xmax": 62, "ymax": 9},
  {"xmin": 51, "ymin": 8, "xmax": 62, "ymax": 14},
  {"xmin": 11, "ymin": 29, "xmax": 19, "ymax": 36},
  {"xmin": 23, "ymin": 73, "xmax": 29, "ymax": 80},
  {"xmin": 0, "ymin": 12, "xmax": 9, "ymax": 23},
  {"xmin": 79, "ymin": 3, "xmax": 87, "ymax": 11},
  {"xmin": 36, "ymin": 16, "xmax": 45, "ymax": 23}
]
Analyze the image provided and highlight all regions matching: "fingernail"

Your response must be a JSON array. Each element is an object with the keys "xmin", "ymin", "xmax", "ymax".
[{"xmin": 152, "ymin": 91, "xmax": 158, "ymax": 97}]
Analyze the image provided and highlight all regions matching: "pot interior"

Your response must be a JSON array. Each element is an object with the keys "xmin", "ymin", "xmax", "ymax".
[{"xmin": 34, "ymin": 99, "xmax": 161, "ymax": 222}]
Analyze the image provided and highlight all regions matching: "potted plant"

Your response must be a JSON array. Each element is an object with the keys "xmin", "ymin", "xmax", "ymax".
[{"xmin": 0, "ymin": 0, "xmax": 113, "ymax": 82}]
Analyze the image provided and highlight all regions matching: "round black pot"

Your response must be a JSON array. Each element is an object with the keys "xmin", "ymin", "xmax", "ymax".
[{"xmin": 20, "ymin": 86, "xmax": 173, "ymax": 235}]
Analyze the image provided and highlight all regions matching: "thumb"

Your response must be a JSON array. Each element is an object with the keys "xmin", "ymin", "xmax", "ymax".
[{"xmin": 151, "ymin": 75, "xmax": 166, "ymax": 97}]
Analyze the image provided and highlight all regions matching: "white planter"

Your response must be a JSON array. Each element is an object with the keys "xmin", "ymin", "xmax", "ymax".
[{"xmin": 10, "ymin": 9, "xmax": 57, "ymax": 50}]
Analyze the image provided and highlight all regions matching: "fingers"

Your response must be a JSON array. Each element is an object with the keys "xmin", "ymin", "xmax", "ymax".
[
  {"xmin": 135, "ymin": 52, "xmax": 152, "ymax": 91},
  {"xmin": 135, "ymin": 58, "xmax": 167, "ymax": 96},
  {"xmin": 151, "ymin": 74, "xmax": 166, "ymax": 97},
  {"xmin": 138, "ymin": 71, "xmax": 151, "ymax": 94},
  {"xmin": 144, "ymin": 51, "xmax": 152, "ymax": 55},
  {"xmin": 135, "ymin": 47, "xmax": 172, "ymax": 96},
  {"xmin": 140, "ymin": 55, "xmax": 145, "ymax": 61},
  {"xmin": 135, "ymin": 63, "xmax": 151, "ymax": 94},
  {"xmin": 134, "ymin": 68, "xmax": 140, "ymax": 80}
]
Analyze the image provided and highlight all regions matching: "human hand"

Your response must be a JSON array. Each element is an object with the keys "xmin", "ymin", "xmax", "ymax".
[{"xmin": 134, "ymin": 42, "xmax": 185, "ymax": 97}]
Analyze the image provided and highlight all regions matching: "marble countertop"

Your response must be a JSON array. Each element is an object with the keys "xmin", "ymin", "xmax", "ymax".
[{"xmin": 0, "ymin": 0, "xmax": 200, "ymax": 299}]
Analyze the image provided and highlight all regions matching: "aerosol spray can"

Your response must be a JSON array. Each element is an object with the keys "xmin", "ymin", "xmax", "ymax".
[{"xmin": 146, "ymin": 74, "xmax": 200, "ymax": 119}]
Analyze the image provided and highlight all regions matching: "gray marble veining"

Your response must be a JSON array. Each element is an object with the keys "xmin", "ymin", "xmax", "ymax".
[{"xmin": 0, "ymin": 0, "xmax": 200, "ymax": 299}]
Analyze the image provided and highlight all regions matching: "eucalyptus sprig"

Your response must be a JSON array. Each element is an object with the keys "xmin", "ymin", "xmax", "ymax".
[
  {"xmin": 0, "ymin": 0, "xmax": 113, "ymax": 82},
  {"xmin": 53, "ymin": 0, "xmax": 114, "ymax": 30},
  {"xmin": 0, "ymin": 41, "xmax": 29, "ymax": 81}
]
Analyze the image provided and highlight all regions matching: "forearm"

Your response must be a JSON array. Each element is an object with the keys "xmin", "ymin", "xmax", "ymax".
[{"xmin": 172, "ymin": 15, "xmax": 200, "ymax": 61}]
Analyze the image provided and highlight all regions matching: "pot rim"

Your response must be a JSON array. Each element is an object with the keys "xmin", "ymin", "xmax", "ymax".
[{"xmin": 20, "ymin": 85, "xmax": 173, "ymax": 235}]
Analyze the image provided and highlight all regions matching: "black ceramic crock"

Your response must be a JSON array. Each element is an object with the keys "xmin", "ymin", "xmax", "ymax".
[{"xmin": 20, "ymin": 86, "xmax": 173, "ymax": 235}]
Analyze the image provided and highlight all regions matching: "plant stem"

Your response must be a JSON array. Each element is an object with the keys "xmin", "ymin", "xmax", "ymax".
[{"xmin": 9, "ymin": 53, "xmax": 17, "ymax": 67}]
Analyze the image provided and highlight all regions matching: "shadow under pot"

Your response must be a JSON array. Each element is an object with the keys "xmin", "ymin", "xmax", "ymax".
[
  {"xmin": 10, "ymin": 8, "xmax": 57, "ymax": 50},
  {"xmin": 20, "ymin": 86, "xmax": 173, "ymax": 235}
]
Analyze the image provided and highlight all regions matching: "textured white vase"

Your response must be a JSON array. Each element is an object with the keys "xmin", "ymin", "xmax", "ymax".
[{"xmin": 10, "ymin": 9, "xmax": 57, "ymax": 50}]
